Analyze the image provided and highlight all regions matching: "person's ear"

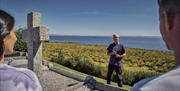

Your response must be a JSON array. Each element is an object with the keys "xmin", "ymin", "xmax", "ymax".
[
  {"xmin": 163, "ymin": 11, "xmax": 175, "ymax": 32},
  {"xmin": 162, "ymin": 11, "xmax": 175, "ymax": 50}
]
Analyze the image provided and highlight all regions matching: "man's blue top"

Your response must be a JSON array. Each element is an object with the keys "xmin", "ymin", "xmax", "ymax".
[{"xmin": 107, "ymin": 43, "xmax": 125, "ymax": 66}]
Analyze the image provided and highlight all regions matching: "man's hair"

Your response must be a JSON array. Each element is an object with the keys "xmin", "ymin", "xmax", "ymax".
[
  {"xmin": 113, "ymin": 34, "xmax": 119, "ymax": 38},
  {"xmin": 158, "ymin": 0, "xmax": 180, "ymax": 13}
]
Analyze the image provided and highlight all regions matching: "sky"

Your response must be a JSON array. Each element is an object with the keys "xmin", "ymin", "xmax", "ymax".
[{"xmin": 0, "ymin": 0, "xmax": 160, "ymax": 36}]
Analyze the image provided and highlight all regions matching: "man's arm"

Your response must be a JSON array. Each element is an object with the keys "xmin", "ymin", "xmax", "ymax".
[
  {"xmin": 107, "ymin": 51, "xmax": 117, "ymax": 56},
  {"xmin": 107, "ymin": 44, "xmax": 116, "ymax": 56}
]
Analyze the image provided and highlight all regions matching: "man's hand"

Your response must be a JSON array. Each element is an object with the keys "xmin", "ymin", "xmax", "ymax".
[
  {"xmin": 116, "ymin": 53, "xmax": 126, "ymax": 58},
  {"xmin": 109, "ymin": 51, "xmax": 117, "ymax": 56},
  {"xmin": 115, "ymin": 54, "xmax": 122, "ymax": 58}
]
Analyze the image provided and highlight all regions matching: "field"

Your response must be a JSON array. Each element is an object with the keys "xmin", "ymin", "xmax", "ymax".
[{"xmin": 43, "ymin": 42, "xmax": 175, "ymax": 86}]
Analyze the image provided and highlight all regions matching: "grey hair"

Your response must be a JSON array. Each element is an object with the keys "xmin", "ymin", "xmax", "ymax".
[{"xmin": 0, "ymin": 18, "xmax": 8, "ymax": 37}]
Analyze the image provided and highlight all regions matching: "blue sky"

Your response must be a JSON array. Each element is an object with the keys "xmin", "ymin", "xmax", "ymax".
[{"xmin": 0, "ymin": 0, "xmax": 160, "ymax": 36}]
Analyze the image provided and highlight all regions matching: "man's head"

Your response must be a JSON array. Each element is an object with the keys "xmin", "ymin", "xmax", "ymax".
[
  {"xmin": 158, "ymin": 0, "xmax": 180, "ymax": 51},
  {"xmin": 112, "ymin": 34, "xmax": 120, "ymax": 44}
]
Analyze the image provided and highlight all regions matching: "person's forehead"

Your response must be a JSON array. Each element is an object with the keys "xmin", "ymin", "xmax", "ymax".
[
  {"xmin": 113, "ymin": 34, "xmax": 119, "ymax": 37},
  {"xmin": 113, "ymin": 36, "xmax": 119, "ymax": 39}
]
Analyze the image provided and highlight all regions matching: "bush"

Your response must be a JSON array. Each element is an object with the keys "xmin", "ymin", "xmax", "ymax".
[
  {"xmin": 122, "ymin": 67, "xmax": 159, "ymax": 85},
  {"xmin": 14, "ymin": 28, "xmax": 27, "ymax": 52}
]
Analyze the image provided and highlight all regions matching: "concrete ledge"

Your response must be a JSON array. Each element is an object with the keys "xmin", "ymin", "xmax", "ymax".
[
  {"xmin": 50, "ymin": 66, "xmax": 128, "ymax": 91},
  {"xmin": 50, "ymin": 67, "xmax": 85, "ymax": 82},
  {"xmin": 60, "ymin": 82, "xmax": 84, "ymax": 91}
]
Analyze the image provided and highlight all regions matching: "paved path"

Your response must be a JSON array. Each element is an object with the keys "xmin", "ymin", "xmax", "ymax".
[
  {"xmin": 5, "ymin": 57, "xmax": 92, "ymax": 91},
  {"xmin": 41, "ymin": 70, "xmax": 80, "ymax": 91}
]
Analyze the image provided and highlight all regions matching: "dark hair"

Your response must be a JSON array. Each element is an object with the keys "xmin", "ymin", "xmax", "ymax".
[
  {"xmin": 0, "ymin": 10, "xmax": 15, "ymax": 59},
  {"xmin": 158, "ymin": 0, "xmax": 180, "ymax": 13}
]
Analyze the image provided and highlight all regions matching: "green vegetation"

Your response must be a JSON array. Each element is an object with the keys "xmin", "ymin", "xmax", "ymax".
[
  {"xmin": 14, "ymin": 28, "xmax": 27, "ymax": 52},
  {"xmin": 43, "ymin": 42, "xmax": 176, "ymax": 86}
]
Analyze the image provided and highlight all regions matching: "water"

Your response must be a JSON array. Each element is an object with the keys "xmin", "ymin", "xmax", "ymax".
[{"xmin": 50, "ymin": 35, "xmax": 168, "ymax": 51}]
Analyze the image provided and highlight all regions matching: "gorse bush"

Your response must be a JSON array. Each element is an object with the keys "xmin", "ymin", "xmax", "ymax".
[
  {"xmin": 122, "ymin": 66, "xmax": 159, "ymax": 85},
  {"xmin": 43, "ymin": 42, "xmax": 175, "ymax": 86}
]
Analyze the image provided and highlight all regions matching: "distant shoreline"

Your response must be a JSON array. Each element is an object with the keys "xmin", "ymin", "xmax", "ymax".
[{"xmin": 49, "ymin": 34, "xmax": 161, "ymax": 38}]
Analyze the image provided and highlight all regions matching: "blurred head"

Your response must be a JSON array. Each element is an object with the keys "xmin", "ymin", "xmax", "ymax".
[
  {"xmin": 112, "ymin": 34, "xmax": 120, "ymax": 44},
  {"xmin": 0, "ymin": 10, "xmax": 17, "ymax": 60},
  {"xmin": 158, "ymin": 0, "xmax": 180, "ymax": 51}
]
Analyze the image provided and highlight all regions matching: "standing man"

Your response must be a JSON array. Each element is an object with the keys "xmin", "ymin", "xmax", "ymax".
[
  {"xmin": 107, "ymin": 34, "xmax": 126, "ymax": 87},
  {"xmin": 131, "ymin": 0, "xmax": 180, "ymax": 91}
]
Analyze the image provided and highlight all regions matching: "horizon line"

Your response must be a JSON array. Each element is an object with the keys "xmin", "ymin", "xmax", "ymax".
[{"xmin": 49, "ymin": 34, "xmax": 162, "ymax": 37}]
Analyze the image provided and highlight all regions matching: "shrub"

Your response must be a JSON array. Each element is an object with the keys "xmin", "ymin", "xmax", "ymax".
[{"xmin": 14, "ymin": 28, "xmax": 27, "ymax": 52}]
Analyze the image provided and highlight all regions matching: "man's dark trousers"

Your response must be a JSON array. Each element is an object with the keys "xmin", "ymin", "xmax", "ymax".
[{"xmin": 107, "ymin": 64, "xmax": 123, "ymax": 87}]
